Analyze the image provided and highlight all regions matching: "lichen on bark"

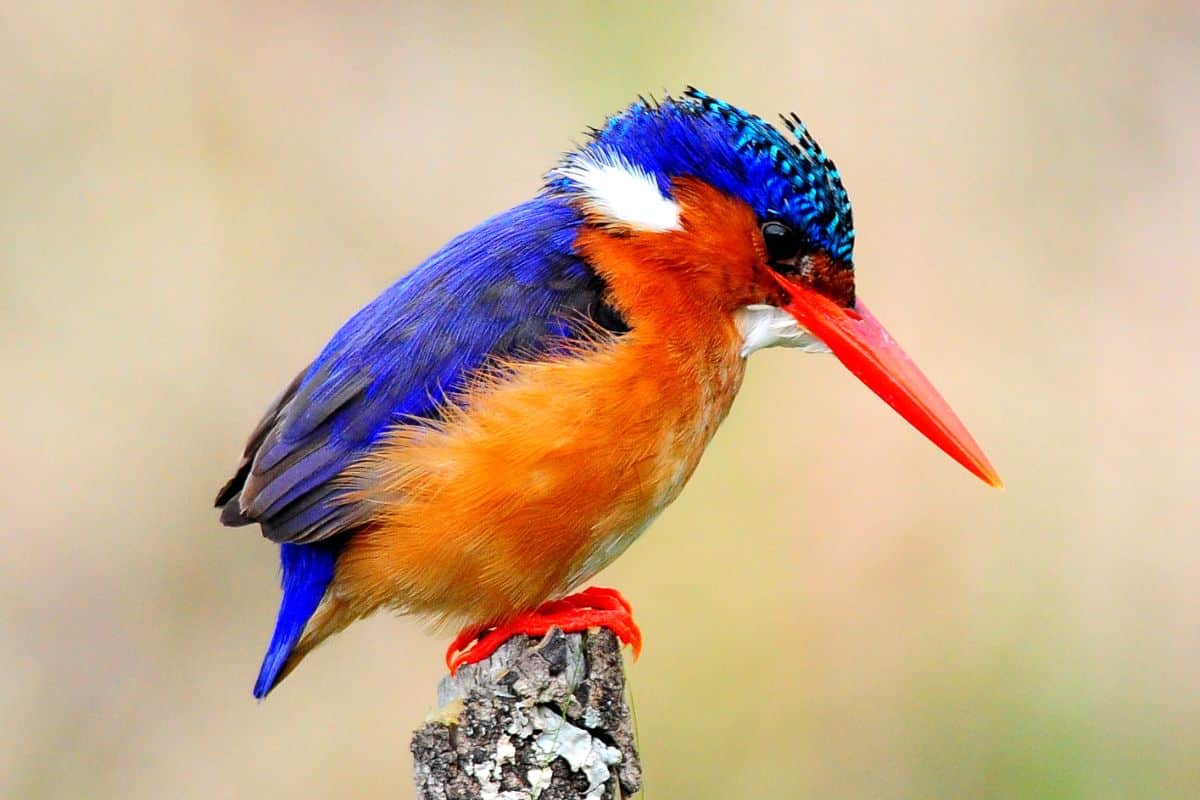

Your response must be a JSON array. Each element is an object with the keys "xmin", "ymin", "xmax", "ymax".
[{"xmin": 411, "ymin": 628, "xmax": 641, "ymax": 800}]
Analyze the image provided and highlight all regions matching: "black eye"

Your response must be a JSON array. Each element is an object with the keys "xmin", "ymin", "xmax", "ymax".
[{"xmin": 761, "ymin": 221, "xmax": 800, "ymax": 264}]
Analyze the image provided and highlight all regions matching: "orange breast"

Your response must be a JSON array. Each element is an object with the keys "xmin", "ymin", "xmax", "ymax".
[{"xmin": 335, "ymin": 323, "xmax": 745, "ymax": 625}]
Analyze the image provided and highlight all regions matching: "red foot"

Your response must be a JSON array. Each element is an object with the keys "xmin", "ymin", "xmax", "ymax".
[{"xmin": 446, "ymin": 587, "xmax": 642, "ymax": 674}]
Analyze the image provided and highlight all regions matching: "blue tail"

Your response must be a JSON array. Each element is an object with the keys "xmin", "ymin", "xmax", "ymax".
[{"xmin": 253, "ymin": 541, "xmax": 340, "ymax": 699}]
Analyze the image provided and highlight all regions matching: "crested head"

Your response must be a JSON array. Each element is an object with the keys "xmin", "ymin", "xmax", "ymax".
[
  {"xmin": 548, "ymin": 87, "xmax": 855, "ymax": 269},
  {"xmin": 545, "ymin": 92, "xmax": 1000, "ymax": 488}
]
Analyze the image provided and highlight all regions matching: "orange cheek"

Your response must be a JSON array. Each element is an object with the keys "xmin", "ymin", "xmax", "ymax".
[{"xmin": 573, "ymin": 177, "xmax": 776, "ymax": 323}]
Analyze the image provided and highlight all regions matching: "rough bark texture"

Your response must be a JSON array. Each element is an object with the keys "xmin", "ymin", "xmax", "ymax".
[{"xmin": 411, "ymin": 628, "xmax": 641, "ymax": 800}]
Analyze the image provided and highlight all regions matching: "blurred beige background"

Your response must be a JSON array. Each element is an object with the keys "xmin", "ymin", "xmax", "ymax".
[{"xmin": 3, "ymin": 2, "xmax": 1198, "ymax": 798}]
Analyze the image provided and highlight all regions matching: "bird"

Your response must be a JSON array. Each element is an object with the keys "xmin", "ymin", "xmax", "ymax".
[{"xmin": 216, "ymin": 88, "xmax": 1002, "ymax": 699}]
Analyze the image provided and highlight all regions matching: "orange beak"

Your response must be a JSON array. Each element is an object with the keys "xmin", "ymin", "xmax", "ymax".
[{"xmin": 776, "ymin": 275, "xmax": 1003, "ymax": 488}]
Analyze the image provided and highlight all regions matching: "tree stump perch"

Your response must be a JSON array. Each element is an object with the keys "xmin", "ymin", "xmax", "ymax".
[{"xmin": 411, "ymin": 628, "xmax": 642, "ymax": 800}]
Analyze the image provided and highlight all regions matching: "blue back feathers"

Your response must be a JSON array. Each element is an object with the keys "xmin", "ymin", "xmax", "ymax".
[
  {"xmin": 219, "ymin": 198, "xmax": 621, "ymax": 546},
  {"xmin": 550, "ymin": 87, "xmax": 855, "ymax": 265}
]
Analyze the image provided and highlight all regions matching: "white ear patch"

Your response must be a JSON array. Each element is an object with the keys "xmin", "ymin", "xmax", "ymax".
[
  {"xmin": 555, "ymin": 148, "xmax": 682, "ymax": 232},
  {"xmin": 734, "ymin": 304, "xmax": 830, "ymax": 357}
]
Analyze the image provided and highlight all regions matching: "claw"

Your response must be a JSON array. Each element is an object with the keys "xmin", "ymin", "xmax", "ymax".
[
  {"xmin": 444, "ymin": 621, "xmax": 490, "ymax": 671},
  {"xmin": 445, "ymin": 587, "xmax": 641, "ymax": 674}
]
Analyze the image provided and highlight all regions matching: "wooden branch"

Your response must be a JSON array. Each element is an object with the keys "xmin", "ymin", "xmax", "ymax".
[{"xmin": 411, "ymin": 628, "xmax": 642, "ymax": 800}]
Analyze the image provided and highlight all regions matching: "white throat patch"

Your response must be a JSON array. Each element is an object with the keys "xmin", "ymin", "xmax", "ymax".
[
  {"xmin": 554, "ymin": 148, "xmax": 682, "ymax": 232},
  {"xmin": 734, "ymin": 304, "xmax": 830, "ymax": 357}
]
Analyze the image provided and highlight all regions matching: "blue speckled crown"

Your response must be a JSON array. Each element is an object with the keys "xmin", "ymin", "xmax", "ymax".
[{"xmin": 551, "ymin": 87, "xmax": 855, "ymax": 266}]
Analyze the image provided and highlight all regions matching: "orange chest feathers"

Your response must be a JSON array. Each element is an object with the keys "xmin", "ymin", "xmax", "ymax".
[{"xmin": 335, "ymin": 320, "xmax": 746, "ymax": 626}]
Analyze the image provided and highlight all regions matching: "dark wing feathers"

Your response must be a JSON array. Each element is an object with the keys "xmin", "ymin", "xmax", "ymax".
[
  {"xmin": 215, "ymin": 368, "xmax": 306, "ymax": 522},
  {"xmin": 259, "ymin": 484, "xmax": 357, "ymax": 544},
  {"xmin": 216, "ymin": 197, "xmax": 625, "ymax": 545}
]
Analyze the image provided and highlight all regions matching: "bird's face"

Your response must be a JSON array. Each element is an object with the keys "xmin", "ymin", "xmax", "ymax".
[{"xmin": 552, "ymin": 89, "xmax": 1001, "ymax": 487}]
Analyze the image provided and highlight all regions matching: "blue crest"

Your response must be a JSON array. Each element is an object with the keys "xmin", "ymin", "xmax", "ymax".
[{"xmin": 550, "ymin": 87, "xmax": 855, "ymax": 266}]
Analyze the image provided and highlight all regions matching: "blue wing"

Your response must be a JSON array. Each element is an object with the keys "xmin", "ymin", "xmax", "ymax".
[{"xmin": 215, "ymin": 196, "xmax": 625, "ymax": 545}]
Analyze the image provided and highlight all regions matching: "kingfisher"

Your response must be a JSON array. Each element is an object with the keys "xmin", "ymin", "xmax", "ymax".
[{"xmin": 216, "ymin": 88, "xmax": 1001, "ymax": 699}]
